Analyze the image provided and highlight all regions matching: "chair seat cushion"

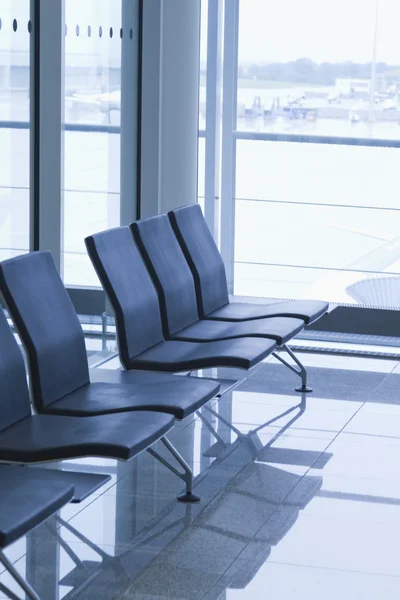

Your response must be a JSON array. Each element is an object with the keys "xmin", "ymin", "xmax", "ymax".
[
  {"xmin": 47, "ymin": 373, "xmax": 219, "ymax": 420},
  {"xmin": 207, "ymin": 300, "xmax": 329, "ymax": 325},
  {"xmin": 0, "ymin": 466, "xmax": 74, "ymax": 547},
  {"xmin": 129, "ymin": 338, "xmax": 276, "ymax": 372},
  {"xmin": 172, "ymin": 317, "xmax": 304, "ymax": 346},
  {"xmin": 0, "ymin": 412, "xmax": 174, "ymax": 463}
]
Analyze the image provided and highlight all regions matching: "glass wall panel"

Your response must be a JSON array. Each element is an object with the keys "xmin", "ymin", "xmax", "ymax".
[
  {"xmin": 234, "ymin": 0, "xmax": 400, "ymax": 309},
  {"xmin": 0, "ymin": 0, "xmax": 30, "ymax": 260},
  {"xmin": 235, "ymin": 196, "xmax": 400, "ymax": 306},
  {"xmin": 236, "ymin": 140, "xmax": 400, "ymax": 209},
  {"xmin": 199, "ymin": 0, "xmax": 207, "ymax": 129},
  {"xmin": 237, "ymin": 0, "xmax": 400, "ymax": 140},
  {"xmin": 62, "ymin": 0, "xmax": 128, "ymax": 286},
  {"xmin": 234, "ymin": 262, "xmax": 400, "ymax": 306},
  {"xmin": 0, "ymin": 1, "xmax": 29, "ymax": 590}
]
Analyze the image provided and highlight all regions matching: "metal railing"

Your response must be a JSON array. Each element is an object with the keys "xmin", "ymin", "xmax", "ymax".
[
  {"xmin": 4, "ymin": 121, "xmax": 400, "ymax": 147},
  {"xmin": 0, "ymin": 120, "xmax": 120, "ymax": 134},
  {"xmin": 200, "ymin": 127, "xmax": 400, "ymax": 149}
]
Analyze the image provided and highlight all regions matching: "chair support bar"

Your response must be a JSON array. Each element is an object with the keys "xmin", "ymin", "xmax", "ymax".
[
  {"xmin": 0, "ymin": 550, "xmax": 41, "ymax": 600},
  {"xmin": 196, "ymin": 410, "xmax": 229, "ymax": 446},
  {"xmin": 201, "ymin": 406, "xmax": 243, "ymax": 437},
  {"xmin": 147, "ymin": 436, "xmax": 200, "ymax": 503},
  {"xmin": 0, "ymin": 581, "xmax": 22, "ymax": 600},
  {"xmin": 273, "ymin": 344, "xmax": 313, "ymax": 393}
]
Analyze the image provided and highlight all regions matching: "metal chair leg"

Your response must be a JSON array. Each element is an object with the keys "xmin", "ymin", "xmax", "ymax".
[
  {"xmin": 0, "ymin": 580, "xmax": 22, "ymax": 600},
  {"xmin": 0, "ymin": 551, "xmax": 41, "ymax": 600},
  {"xmin": 147, "ymin": 436, "xmax": 200, "ymax": 503},
  {"xmin": 273, "ymin": 344, "xmax": 313, "ymax": 393}
]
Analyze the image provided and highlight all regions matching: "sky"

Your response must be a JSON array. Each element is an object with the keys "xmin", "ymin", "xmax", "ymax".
[
  {"xmin": 2, "ymin": 0, "xmax": 399, "ymax": 66},
  {"xmin": 201, "ymin": 0, "xmax": 400, "ymax": 65}
]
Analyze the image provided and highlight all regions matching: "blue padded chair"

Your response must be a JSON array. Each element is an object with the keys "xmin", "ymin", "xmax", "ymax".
[
  {"xmin": 0, "ymin": 304, "xmax": 174, "ymax": 464},
  {"xmin": 169, "ymin": 204, "xmax": 329, "ymax": 325},
  {"xmin": 0, "ymin": 467, "xmax": 74, "ymax": 600},
  {"xmin": 0, "ymin": 303, "xmax": 173, "ymax": 465},
  {"xmin": 131, "ymin": 214, "xmax": 305, "ymax": 346},
  {"xmin": 131, "ymin": 214, "xmax": 314, "ymax": 392},
  {"xmin": 0, "ymin": 251, "xmax": 224, "ymax": 502},
  {"xmin": 0, "ymin": 289, "xmax": 216, "ymax": 502},
  {"xmin": 85, "ymin": 227, "xmax": 276, "ymax": 373},
  {"xmin": 0, "ymin": 251, "xmax": 219, "ymax": 421}
]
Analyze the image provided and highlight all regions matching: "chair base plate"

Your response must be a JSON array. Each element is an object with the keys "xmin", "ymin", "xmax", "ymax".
[
  {"xmin": 177, "ymin": 492, "xmax": 200, "ymax": 503},
  {"xmin": 295, "ymin": 385, "xmax": 313, "ymax": 393}
]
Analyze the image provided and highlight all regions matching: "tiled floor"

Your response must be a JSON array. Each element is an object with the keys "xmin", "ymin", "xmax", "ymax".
[{"xmin": 2, "ymin": 349, "xmax": 400, "ymax": 599}]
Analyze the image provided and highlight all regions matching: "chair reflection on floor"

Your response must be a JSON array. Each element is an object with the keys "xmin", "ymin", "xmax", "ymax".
[
  {"xmin": 24, "ymin": 390, "xmax": 329, "ymax": 599},
  {"xmin": 196, "ymin": 385, "xmax": 307, "ymax": 458}
]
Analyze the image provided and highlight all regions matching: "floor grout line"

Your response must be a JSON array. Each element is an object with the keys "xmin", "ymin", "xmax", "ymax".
[{"xmin": 266, "ymin": 559, "xmax": 400, "ymax": 580}]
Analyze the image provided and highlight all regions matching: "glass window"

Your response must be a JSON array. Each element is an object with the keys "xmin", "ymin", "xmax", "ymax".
[
  {"xmin": 237, "ymin": 0, "xmax": 400, "ymax": 141},
  {"xmin": 0, "ymin": 0, "xmax": 30, "ymax": 261},
  {"xmin": 199, "ymin": 0, "xmax": 207, "ymax": 130},
  {"xmin": 234, "ymin": 0, "xmax": 400, "ymax": 308},
  {"xmin": 62, "ymin": 0, "xmax": 125, "ymax": 286},
  {"xmin": 0, "ymin": 0, "xmax": 30, "ymax": 587}
]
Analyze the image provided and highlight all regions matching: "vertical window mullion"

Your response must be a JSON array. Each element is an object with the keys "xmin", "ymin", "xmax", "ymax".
[
  {"xmin": 220, "ymin": 0, "xmax": 239, "ymax": 295},
  {"xmin": 30, "ymin": 0, "xmax": 63, "ymax": 272}
]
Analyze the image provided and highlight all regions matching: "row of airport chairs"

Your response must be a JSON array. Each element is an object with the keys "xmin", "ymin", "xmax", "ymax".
[{"xmin": 0, "ymin": 204, "xmax": 327, "ymax": 599}]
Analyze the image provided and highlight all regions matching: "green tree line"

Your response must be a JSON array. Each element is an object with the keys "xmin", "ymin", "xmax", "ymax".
[{"xmin": 238, "ymin": 58, "xmax": 399, "ymax": 85}]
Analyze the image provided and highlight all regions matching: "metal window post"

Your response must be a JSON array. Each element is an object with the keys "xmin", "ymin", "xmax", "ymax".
[
  {"xmin": 140, "ymin": 0, "xmax": 201, "ymax": 218},
  {"xmin": 30, "ymin": 0, "xmax": 64, "ymax": 273},
  {"xmin": 120, "ymin": 0, "xmax": 140, "ymax": 225},
  {"xmin": 139, "ymin": 0, "xmax": 163, "ymax": 218},
  {"xmin": 220, "ymin": 0, "xmax": 239, "ymax": 295},
  {"xmin": 204, "ymin": 0, "xmax": 224, "ymax": 242}
]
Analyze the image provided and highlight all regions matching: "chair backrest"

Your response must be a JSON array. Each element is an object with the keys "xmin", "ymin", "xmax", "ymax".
[
  {"xmin": 131, "ymin": 215, "xmax": 200, "ymax": 336},
  {"xmin": 0, "ymin": 308, "xmax": 31, "ymax": 432},
  {"xmin": 0, "ymin": 251, "xmax": 90, "ymax": 412},
  {"xmin": 85, "ymin": 227, "xmax": 165, "ymax": 367},
  {"xmin": 169, "ymin": 204, "xmax": 229, "ymax": 317}
]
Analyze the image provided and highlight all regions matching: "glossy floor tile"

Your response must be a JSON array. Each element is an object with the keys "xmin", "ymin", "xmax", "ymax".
[
  {"xmin": 209, "ymin": 562, "xmax": 400, "ymax": 600},
  {"xmin": 3, "ymin": 351, "xmax": 400, "ymax": 599},
  {"xmin": 230, "ymin": 362, "xmax": 388, "ymax": 402}
]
